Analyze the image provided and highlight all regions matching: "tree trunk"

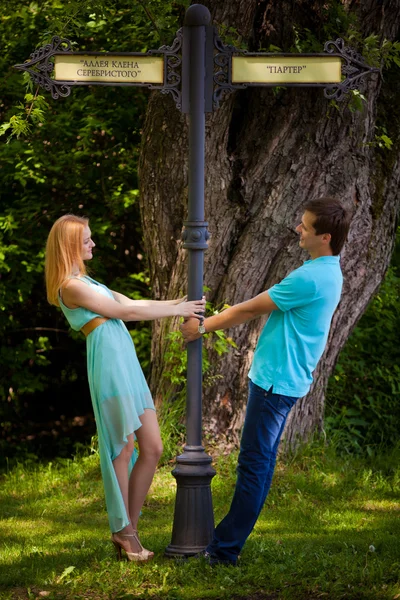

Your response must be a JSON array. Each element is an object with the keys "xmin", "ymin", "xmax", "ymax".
[{"xmin": 139, "ymin": 0, "xmax": 400, "ymax": 450}]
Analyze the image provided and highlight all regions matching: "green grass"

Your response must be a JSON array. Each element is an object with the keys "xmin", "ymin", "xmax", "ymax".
[{"xmin": 0, "ymin": 443, "xmax": 399, "ymax": 600}]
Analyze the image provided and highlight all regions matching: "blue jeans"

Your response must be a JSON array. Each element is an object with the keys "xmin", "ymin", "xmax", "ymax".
[{"xmin": 206, "ymin": 380, "xmax": 298, "ymax": 563}]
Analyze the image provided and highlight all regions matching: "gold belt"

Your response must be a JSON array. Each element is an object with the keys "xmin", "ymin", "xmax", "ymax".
[{"xmin": 81, "ymin": 317, "xmax": 109, "ymax": 337}]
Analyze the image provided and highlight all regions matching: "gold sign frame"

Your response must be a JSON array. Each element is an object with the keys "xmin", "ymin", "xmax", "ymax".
[
  {"xmin": 54, "ymin": 53, "xmax": 164, "ymax": 85},
  {"xmin": 231, "ymin": 55, "xmax": 342, "ymax": 85}
]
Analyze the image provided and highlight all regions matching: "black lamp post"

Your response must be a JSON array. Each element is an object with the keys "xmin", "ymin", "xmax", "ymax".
[{"xmin": 164, "ymin": 4, "xmax": 216, "ymax": 558}]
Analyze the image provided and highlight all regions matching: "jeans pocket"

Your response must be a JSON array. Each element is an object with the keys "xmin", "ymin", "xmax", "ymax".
[{"xmin": 262, "ymin": 391, "xmax": 297, "ymax": 416}]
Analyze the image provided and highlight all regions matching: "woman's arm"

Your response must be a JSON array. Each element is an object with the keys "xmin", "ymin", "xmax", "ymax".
[
  {"xmin": 62, "ymin": 280, "xmax": 204, "ymax": 321},
  {"xmin": 111, "ymin": 290, "xmax": 187, "ymax": 307}
]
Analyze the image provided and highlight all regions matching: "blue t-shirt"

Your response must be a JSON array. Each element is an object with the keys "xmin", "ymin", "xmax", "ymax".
[{"xmin": 248, "ymin": 256, "xmax": 343, "ymax": 398}]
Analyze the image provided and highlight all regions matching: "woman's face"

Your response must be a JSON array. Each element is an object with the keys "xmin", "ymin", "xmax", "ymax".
[{"xmin": 82, "ymin": 225, "xmax": 95, "ymax": 260}]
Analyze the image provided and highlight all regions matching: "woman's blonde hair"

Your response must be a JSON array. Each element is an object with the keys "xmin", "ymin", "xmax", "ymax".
[{"xmin": 45, "ymin": 214, "xmax": 89, "ymax": 306}]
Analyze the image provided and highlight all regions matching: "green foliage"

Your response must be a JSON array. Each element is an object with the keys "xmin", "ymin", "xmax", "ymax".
[
  {"xmin": 287, "ymin": 2, "xmax": 400, "ymax": 122},
  {"xmin": 380, "ymin": 39, "xmax": 400, "ymax": 69},
  {"xmin": 0, "ymin": 88, "xmax": 50, "ymax": 141},
  {"xmin": 346, "ymin": 33, "xmax": 400, "ymax": 70},
  {"xmin": 248, "ymin": 0, "xmax": 400, "ymax": 133},
  {"xmin": 215, "ymin": 23, "xmax": 247, "ymax": 50},
  {"xmin": 289, "ymin": 3, "xmax": 400, "ymax": 72},
  {"xmin": 347, "ymin": 89, "xmax": 367, "ymax": 113},
  {"xmin": 366, "ymin": 125, "xmax": 394, "ymax": 151},
  {"xmin": 325, "ymin": 231, "xmax": 400, "ymax": 455},
  {"xmin": 289, "ymin": 3, "xmax": 355, "ymax": 54}
]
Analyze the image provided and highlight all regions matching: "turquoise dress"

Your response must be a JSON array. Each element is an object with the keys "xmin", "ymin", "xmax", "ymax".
[{"xmin": 58, "ymin": 275, "xmax": 155, "ymax": 532}]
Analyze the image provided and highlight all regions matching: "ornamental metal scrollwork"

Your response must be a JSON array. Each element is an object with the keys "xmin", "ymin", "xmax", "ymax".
[
  {"xmin": 151, "ymin": 28, "xmax": 183, "ymax": 110},
  {"xmin": 15, "ymin": 30, "xmax": 379, "ymax": 109},
  {"xmin": 14, "ymin": 36, "xmax": 73, "ymax": 100},
  {"xmin": 323, "ymin": 38, "xmax": 380, "ymax": 101},
  {"xmin": 213, "ymin": 31, "xmax": 248, "ymax": 109},
  {"xmin": 212, "ymin": 34, "xmax": 380, "ymax": 106},
  {"xmin": 15, "ymin": 31, "xmax": 184, "ymax": 109}
]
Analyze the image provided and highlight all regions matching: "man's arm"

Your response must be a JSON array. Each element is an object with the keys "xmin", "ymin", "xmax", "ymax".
[{"xmin": 180, "ymin": 291, "xmax": 278, "ymax": 342}]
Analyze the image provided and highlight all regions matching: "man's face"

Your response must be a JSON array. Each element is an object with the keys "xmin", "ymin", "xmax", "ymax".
[{"xmin": 295, "ymin": 210, "xmax": 329, "ymax": 256}]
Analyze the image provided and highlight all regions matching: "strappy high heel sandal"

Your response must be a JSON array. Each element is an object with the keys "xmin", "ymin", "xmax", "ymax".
[{"xmin": 111, "ymin": 531, "xmax": 154, "ymax": 562}]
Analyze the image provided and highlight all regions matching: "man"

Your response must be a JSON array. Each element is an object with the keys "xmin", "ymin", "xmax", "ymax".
[{"xmin": 180, "ymin": 197, "xmax": 351, "ymax": 566}]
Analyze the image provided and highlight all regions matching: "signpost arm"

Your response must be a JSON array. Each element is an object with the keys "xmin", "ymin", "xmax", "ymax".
[{"xmin": 165, "ymin": 4, "xmax": 216, "ymax": 558}]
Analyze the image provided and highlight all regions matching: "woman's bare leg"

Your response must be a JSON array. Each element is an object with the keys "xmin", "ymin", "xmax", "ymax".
[
  {"xmin": 112, "ymin": 433, "xmax": 135, "ymax": 519},
  {"xmin": 129, "ymin": 409, "xmax": 163, "ymax": 530},
  {"xmin": 112, "ymin": 434, "xmax": 141, "ymax": 552}
]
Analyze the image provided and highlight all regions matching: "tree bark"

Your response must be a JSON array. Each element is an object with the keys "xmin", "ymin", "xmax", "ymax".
[{"xmin": 139, "ymin": 0, "xmax": 400, "ymax": 450}]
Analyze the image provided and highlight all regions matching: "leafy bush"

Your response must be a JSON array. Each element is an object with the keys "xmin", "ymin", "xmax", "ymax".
[{"xmin": 325, "ymin": 229, "xmax": 400, "ymax": 455}]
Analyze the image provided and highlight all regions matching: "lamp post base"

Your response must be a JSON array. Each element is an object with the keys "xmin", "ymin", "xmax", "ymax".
[{"xmin": 165, "ymin": 445, "xmax": 216, "ymax": 557}]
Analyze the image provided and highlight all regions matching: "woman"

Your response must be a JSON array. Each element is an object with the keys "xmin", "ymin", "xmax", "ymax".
[{"xmin": 45, "ymin": 214, "xmax": 205, "ymax": 562}]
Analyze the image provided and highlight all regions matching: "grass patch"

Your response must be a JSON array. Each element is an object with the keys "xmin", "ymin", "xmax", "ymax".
[{"xmin": 0, "ymin": 443, "xmax": 399, "ymax": 599}]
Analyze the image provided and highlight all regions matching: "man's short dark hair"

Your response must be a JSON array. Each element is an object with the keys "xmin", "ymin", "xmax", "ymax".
[{"xmin": 304, "ymin": 197, "xmax": 351, "ymax": 255}]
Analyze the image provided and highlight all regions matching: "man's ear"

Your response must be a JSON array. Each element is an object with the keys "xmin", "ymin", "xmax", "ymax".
[{"xmin": 322, "ymin": 232, "xmax": 331, "ymax": 246}]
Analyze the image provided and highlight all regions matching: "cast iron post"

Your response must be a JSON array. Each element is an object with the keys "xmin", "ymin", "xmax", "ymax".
[{"xmin": 165, "ymin": 4, "xmax": 216, "ymax": 558}]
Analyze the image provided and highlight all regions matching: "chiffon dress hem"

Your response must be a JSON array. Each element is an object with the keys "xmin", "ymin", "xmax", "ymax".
[{"xmin": 58, "ymin": 275, "xmax": 155, "ymax": 533}]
